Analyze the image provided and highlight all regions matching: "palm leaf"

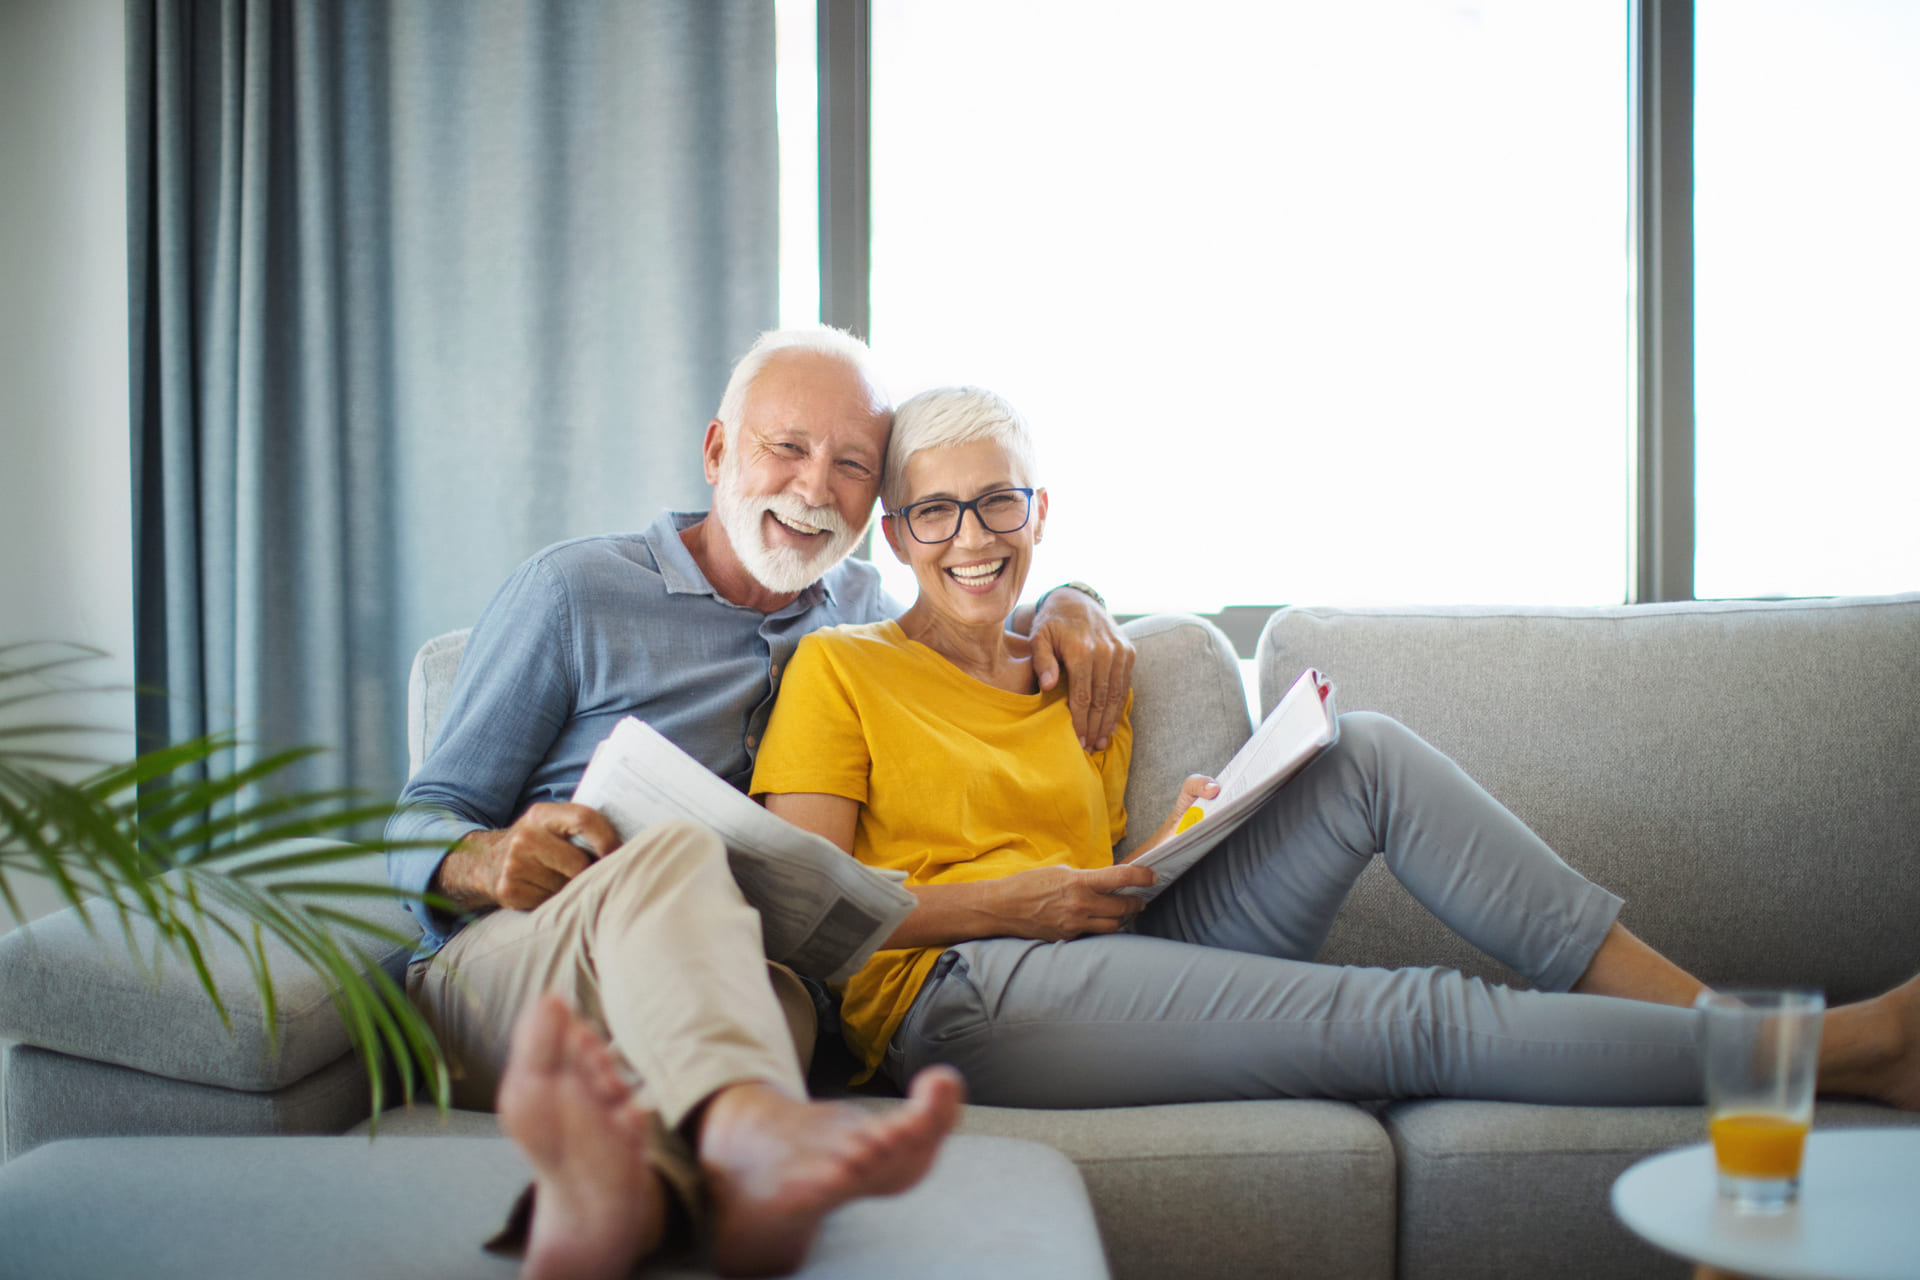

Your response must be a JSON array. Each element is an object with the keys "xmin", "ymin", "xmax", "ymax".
[
  {"xmin": 0, "ymin": 645, "xmax": 452, "ymax": 1123},
  {"xmin": 120, "ymin": 744, "xmax": 324, "ymax": 831},
  {"xmin": 0, "ymin": 646, "xmax": 112, "ymax": 698}
]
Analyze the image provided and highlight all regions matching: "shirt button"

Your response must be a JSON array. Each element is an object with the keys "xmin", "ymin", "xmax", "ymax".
[
  {"xmin": 770, "ymin": 664, "xmax": 782, "ymax": 680},
  {"xmin": 747, "ymin": 734, "xmax": 759, "ymax": 749}
]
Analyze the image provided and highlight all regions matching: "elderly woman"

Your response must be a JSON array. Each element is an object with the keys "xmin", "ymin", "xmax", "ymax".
[{"xmin": 749, "ymin": 387, "xmax": 1918, "ymax": 1111}]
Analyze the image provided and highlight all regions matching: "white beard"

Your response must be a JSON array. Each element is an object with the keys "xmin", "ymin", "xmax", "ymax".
[{"xmin": 711, "ymin": 461, "xmax": 867, "ymax": 594}]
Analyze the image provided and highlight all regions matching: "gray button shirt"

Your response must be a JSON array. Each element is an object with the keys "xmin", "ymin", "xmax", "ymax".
[{"xmin": 387, "ymin": 510, "xmax": 898, "ymax": 953}]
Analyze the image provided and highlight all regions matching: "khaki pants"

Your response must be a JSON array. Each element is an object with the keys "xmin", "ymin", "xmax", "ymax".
[
  {"xmin": 409, "ymin": 817, "xmax": 815, "ymax": 1119},
  {"xmin": 408, "ymin": 819, "xmax": 816, "ymax": 1239}
]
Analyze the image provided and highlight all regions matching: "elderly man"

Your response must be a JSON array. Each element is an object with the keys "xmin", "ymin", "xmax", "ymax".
[{"xmin": 389, "ymin": 327, "xmax": 1133, "ymax": 1278}]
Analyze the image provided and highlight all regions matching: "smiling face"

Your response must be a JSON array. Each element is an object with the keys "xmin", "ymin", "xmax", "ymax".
[
  {"xmin": 883, "ymin": 437, "xmax": 1048, "ymax": 632},
  {"xmin": 704, "ymin": 351, "xmax": 890, "ymax": 595}
]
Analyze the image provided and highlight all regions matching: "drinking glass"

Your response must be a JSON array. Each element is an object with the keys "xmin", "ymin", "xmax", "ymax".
[{"xmin": 1695, "ymin": 988, "xmax": 1825, "ymax": 1213}]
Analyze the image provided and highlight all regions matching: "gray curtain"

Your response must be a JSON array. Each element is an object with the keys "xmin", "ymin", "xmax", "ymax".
[{"xmin": 129, "ymin": 0, "xmax": 777, "ymax": 806}]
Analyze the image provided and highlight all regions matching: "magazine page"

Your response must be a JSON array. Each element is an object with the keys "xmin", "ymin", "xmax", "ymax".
[
  {"xmin": 1121, "ymin": 668, "xmax": 1339, "ymax": 901},
  {"xmin": 571, "ymin": 717, "xmax": 915, "ymax": 982}
]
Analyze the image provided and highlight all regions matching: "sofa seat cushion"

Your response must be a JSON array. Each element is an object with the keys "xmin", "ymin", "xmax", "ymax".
[
  {"xmin": 0, "ymin": 1133, "xmax": 1108, "ymax": 1279},
  {"xmin": 952, "ymin": 1099, "xmax": 1395, "ymax": 1280},
  {"xmin": 1384, "ymin": 1098, "xmax": 1920, "ymax": 1280}
]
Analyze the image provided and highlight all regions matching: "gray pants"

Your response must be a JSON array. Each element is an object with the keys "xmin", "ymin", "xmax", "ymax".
[{"xmin": 883, "ymin": 712, "xmax": 1704, "ymax": 1108}]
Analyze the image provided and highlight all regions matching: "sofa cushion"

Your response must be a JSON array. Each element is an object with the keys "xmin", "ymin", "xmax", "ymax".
[
  {"xmin": 408, "ymin": 614, "xmax": 1255, "ymax": 863},
  {"xmin": 1384, "ymin": 1098, "xmax": 1920, "ymax": 1280},
  {"xmin": 408, "ymin": 627, "xmax": 471, "ymax": 777},
  {"xmin": 1114, "ymin": 613, "xmax": 1254, "ymax": 860},
  {"xmin": 0, "ymin": 1041, "xmax": 378, "ymax": 1161},
  {"xmin": 0, "ymin": 845, "xmax": 417, "ymax": 1093},
  {"xmin": 951, "ymin": 1099, "xmax": 1395, "ymax": 1280},
  {"xmin": 0, "ymin": 1133, "xmax": 1109, "ymax": 1279},
  {"xmin": 1257, "ymin": 595, "xmax": 1920, "ymax": 1000}
]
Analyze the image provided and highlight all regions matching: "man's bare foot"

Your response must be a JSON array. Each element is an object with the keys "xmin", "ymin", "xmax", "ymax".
[
  {"xmin": 498, "ymin": 995, "xmax": 668, "ymax": 1280},
  {"xmin": 1820, "ymin": 973, "xmax": 1920, "ymax": 1110},
  {"xmin": 698, "ymin": 1066, "xmax": 966, "ymax": 1277}
]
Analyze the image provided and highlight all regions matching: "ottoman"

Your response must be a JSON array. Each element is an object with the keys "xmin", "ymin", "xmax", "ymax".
[{"xmin": 0, "ymin": 1132, "xmax": 1108, "ymax": 1279}]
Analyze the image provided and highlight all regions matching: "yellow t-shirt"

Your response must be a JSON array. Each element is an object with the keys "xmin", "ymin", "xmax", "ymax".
[{"xmin": 749, "ymin": 619, "xmax": 1132, "ymax": 1077}]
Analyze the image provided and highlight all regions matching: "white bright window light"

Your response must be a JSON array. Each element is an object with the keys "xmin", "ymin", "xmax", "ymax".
[
  {"xmin": 1693, "ymin": 0, "xmax": 1920, "ymax": 599},
  {"xmin": 864, "ymin": 0, "xmax": 1632, "ymax": 613}
]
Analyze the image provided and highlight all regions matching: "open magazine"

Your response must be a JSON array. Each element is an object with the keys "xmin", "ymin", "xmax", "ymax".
[
  {"xmin": 1122, "ymin": 668, "xmax": 1340, "ymax": 902},
  {"xmin": 571, "ymin": 717, "xmax": 915, "ymax": 983}
]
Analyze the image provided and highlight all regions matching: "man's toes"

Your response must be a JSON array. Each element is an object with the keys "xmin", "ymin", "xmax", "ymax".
[
  {"xmin": 612, "ymin": 1100, "xmax": 654, "ymax": 1146},
  {"xmin": 904, "ymin": 1065, "xmax": 965, "ymax": 1131},
  {"xmin": 509, "ymin": 993, "xmax": 575, "ymax": 1079},
  {"xmin": 581, "ymin": 1051, "xmax": 631, "ymax": 1108},
  {"xmin": 908, "ymin": 1064, "xmax": 966, "ymax": 1107}
]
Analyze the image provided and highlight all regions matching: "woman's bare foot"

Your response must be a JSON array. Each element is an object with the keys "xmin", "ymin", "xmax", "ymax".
[
  {"xmin": 1571, "ymin": 922, "xmax": 1709, "ymax": 1007},
  {"xmin": 497, "ymin": 995, "xmax": 668, "ymax": 1280},
  {"xmin": 1819, "ymin": 973, "xmax": 1920, "ymax": 1110},
  {"xmin": 698, "ymin": 1066, "xmax": 966, "ymax": 1277}
]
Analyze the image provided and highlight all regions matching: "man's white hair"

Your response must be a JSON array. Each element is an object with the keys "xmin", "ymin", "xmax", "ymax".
[
  {"xmin": 882, "ymin": 386, "xmax": 1040, "ymax": 511},
  {"xmin": 715, "ymin": 326, "xmax": 888, "ymax": 435}
]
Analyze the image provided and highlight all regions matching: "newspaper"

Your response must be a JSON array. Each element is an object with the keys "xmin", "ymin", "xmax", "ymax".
[
  {"xmin": 1122, "ymin": 668, "xmax": 1340, "ymax": 902},
  {"xmin": 571, "ymin": 716, "xmax": 915, "ymax": 983}
]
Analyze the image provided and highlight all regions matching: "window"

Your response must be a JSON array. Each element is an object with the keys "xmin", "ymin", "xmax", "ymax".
[
  {"xmin": 1693, "ymin": 0, "xmax": 1920, "ymax": 598},
  {"xmin": 781, "ymin": 1, "xmax": 1918, "ymax": 614},
  {"xmin": 863, "ymin": 0, "xmax": 1631, "ymax": 613}
]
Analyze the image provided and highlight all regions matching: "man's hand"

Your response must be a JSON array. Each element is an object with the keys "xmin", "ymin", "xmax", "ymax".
[
  {"xmin": 1029, "ymin": 587, "xmax": 1135, "ymax": 751},
  {"xmin": 432, "ymin": 802, "xmax": 622, "ymax": 913},
  {"xmin": 987, "ymin": 863, "xmax": 1157, "ymax": 941}
]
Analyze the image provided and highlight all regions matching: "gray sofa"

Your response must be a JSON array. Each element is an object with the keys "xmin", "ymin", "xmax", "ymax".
[{"xmin": 4, "ymin": 593, "xmax": 1917, "ymax": 1278}]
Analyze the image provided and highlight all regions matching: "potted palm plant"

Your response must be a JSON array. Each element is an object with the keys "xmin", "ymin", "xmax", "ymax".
[{"xmin": 0, "ymin": 642, "xmax": 448, "ymax": 1118}]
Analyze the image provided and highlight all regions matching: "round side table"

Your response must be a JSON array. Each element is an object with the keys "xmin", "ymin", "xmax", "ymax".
[{"xmin": 1611, "ymin": 1128, "xmax": 1920, "ymax": 1280}]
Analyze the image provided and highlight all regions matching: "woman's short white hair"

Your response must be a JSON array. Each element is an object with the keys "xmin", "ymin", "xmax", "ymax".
[
  {"xmin": 715, "ymin": 326, "xmax": 888, "ymax": 436},
  {"xmin": 883, "ymin": 386, "xmax": 1039, "ymax": 511}
]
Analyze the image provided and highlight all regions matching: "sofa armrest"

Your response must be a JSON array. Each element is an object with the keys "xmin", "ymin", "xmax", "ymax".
[{"xmin": 0, "ymin": 843, "xmax": 420, "ymax": 1093}]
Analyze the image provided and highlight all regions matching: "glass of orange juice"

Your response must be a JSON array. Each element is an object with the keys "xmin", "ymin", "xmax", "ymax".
[{"xmin": 1695, "ymin": 989, "xmax": 1825, "ymax": 1213}]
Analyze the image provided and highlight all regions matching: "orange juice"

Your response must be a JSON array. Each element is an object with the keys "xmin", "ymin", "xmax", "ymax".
[{"xmin": 1709, "ymin": 1112, "xmax": 1809, "ymax": 1179}]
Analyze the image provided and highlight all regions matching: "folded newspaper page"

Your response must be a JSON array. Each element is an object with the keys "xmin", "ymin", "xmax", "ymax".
[
  {"xmin": 571, "ymin": 716, "xmax": 915, "ymax": 983},
  {"xmin": 1121, "ymin": 668, "xmax": 1339, "ymax": 901}
]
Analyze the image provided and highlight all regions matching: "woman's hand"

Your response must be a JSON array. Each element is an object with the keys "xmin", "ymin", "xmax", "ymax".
[
  {"xmin": 1123, "ymin": 775, "xmax": 1221, "ymax": 861},
  {"xmin": 891, "ymin": 861, "xmax": 1157, "ymax": 948},
  {"xmin": 983, "ymin": 863, "xmax": 1158, "ymax": 941}
]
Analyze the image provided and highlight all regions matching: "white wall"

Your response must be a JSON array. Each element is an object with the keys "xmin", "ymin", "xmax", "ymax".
[{"xmin": 0, "ymin": 0, "xmax": 132, "ymax": 929}]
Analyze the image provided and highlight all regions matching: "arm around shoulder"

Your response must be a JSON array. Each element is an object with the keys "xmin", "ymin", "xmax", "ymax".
[{"xmin": 1025, "ymin": 584, "xmax": 1135, "ymax": 751}]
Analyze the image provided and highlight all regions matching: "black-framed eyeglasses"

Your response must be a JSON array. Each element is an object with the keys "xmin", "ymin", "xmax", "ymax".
[{"xmin": 888, "ymin": 487, "xmax": 1035, "ymax": 545}]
